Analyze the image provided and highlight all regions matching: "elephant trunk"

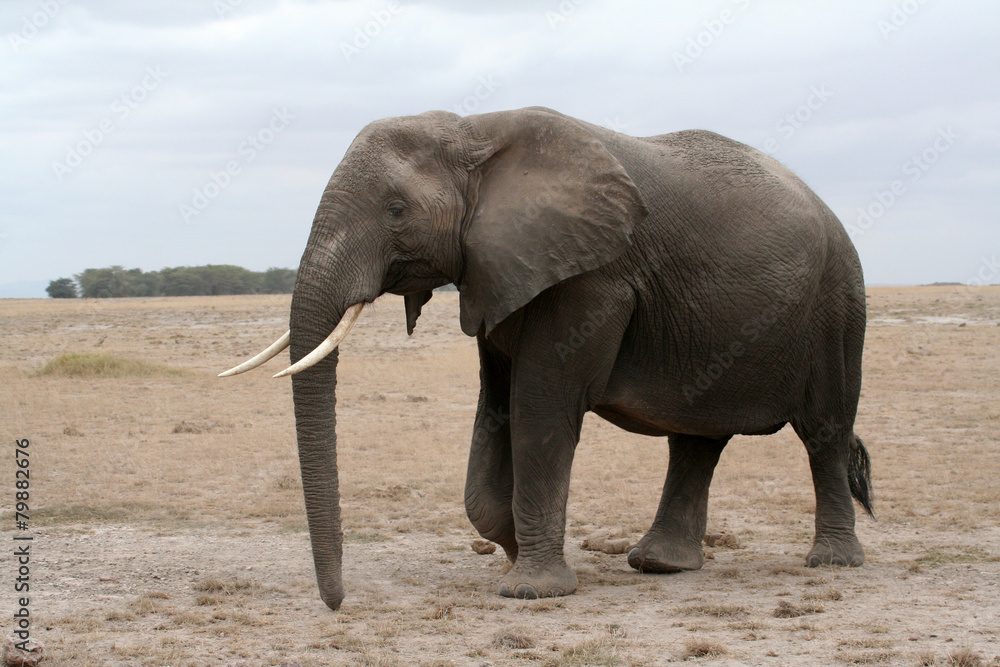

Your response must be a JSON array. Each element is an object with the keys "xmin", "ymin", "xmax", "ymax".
[
  {"xmin": 289, "ymin": 272, "xmax": 348, "ymax": 610},
  {"xmin": 282, "ymin": 188, "xmax": 390, "ymax": 609}
]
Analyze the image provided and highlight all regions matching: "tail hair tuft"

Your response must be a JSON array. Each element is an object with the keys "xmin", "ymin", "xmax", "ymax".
[{"xmin": 848, "ymin": 435, "xmax": 875, "ymax": 519}]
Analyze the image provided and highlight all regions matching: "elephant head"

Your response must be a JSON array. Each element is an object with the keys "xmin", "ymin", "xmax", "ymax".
[{"xmin": 220, "ymin": 107, "xmax": 647, "ymax": 609}]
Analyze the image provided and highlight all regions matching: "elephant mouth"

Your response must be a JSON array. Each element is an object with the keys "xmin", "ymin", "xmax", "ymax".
[{"xmin": 218, "ymin": 302, "xmax": 365, "ymax": 378}]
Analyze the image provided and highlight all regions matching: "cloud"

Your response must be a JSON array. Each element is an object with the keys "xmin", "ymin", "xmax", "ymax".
[{"xmin": 1, "ymin": 0, "xmax": 998, "ymax": 295}]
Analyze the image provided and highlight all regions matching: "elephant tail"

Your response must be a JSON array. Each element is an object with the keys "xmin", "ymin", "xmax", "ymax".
[{"xmin": 848, "ymin": 434, "xmax": 874, "ymax": 519}]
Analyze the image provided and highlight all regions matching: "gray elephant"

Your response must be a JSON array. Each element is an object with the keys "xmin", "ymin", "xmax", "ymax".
[{"xmin": 222, "ymin": 106, "xmax": 873, "ymax": 609}]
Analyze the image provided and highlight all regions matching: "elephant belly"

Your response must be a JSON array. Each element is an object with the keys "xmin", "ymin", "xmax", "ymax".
[
  {"xmin": 591, "ymin": 404, "xmax": 677, "ymax": 437},
  {"xmin": 595, "ymin": 363, "xmax": 794, "ymax": 439}
]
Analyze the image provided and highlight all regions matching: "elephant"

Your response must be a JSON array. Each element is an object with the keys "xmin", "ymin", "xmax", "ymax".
[{"xmin": 221, "ymin": 106, "xmax": 873, "ymax": 610}]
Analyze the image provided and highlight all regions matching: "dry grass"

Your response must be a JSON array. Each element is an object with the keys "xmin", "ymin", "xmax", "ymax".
[
  {"xmin": 35, "ymin": 352, "xmax": 185, "ymax": 378},
  {"xmin": 192, "ymin": 577, "xmax": 262, "ymax": 595},
  {"xmin": 913, "ymin": 547, "xmax": 1000, "ymax": 567},
  {"xmin": 944, "ymin": 648, "xmax": 988, "ymax": 667},
  {"xmin": 682, "ymin": 639, "xmax": 727, "ymax": 659},
  {"xmin": 914, "ymin": 649, "xmax": 993, "ymax": 667},
  {"xmin": 492, "ymin": 627, "xmax": 536, "ymax": 649},
  {"xmin": 677, "ymin": 603, "xmax": 749, "ymax": 618},
  {"xmin": 772, "ymin": 600, "xmax": 825, "ymax": 618},
  {"xmin": 803, "ymin": 587, "xmax": 843, "ymax": 601},
  {"xmin": 546, "ymin": 638, "xmax": 622, "ymax": 666},
  {"xmin": 2, "ymin": 287, "xmax": 1000, "ymax": 664},
  {"xmin": 836, "ymin": 649, "xmax": 899, "ymax": 664}
]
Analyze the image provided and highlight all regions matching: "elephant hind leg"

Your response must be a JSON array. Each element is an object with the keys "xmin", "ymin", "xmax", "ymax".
[
  {"xmin": 628, "ymin": 433, "xmax": 730, "ymax": 573},
  {"xmin": 794, "ymin": 282, "xmax": 869, "ymax": 566},
  {"xmin": 793, "ymin": 419, "xmax": 867, "ymax": 567}
]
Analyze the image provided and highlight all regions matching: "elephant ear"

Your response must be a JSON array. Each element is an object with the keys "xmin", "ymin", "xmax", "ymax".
[{"xmin": 457, "ymin": 108, "xmax": 647, "ymax": 337}]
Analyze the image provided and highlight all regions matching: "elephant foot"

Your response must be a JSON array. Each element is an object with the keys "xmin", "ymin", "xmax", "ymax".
[
  {"xmin": 806, "ymin": 533, "xmax": 865, "ymax": 567},
  {"xmin": 497, "ymin": 559, "xmax": 578, "ymax": 599},
  {"xmin": 627, "ymin": 533, "xmax": 704, "ymax": 573}
]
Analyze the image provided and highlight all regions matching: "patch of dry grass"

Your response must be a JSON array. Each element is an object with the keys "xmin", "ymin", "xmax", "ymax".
[
  {"xmin": 913, "ymin": 547, "xmax": 1000, "ymax": 567},
  {"xmin": 839, "ymin": 638, "xmax": 894, "ymax": 649},
  {"xmin": 715, "ymin": 566, "xmax": 746, "ymax": 580},
  {"xmin": 944, "ymin": 648, "xmax": 988, "ymax": 667},
  {"xmin": 35, "ymin": 352, "xmax": 185, "ymax": 378},
  {"xmin": 837, "ymin": 649, "xmax": 898, "ymax": 664},
  {"xmin": 192, "ymin": 577, "xmax": 263, "ymax": 596},
  {"xmin": 803, "ymin": 587, "xmax": 843, "ymax": 601},
  {"xmin": 677, "ymin": 603, "xmax": 749, "ymax": 618},
  {"xmin": 546, "ymin": 638, "xmax": 622, "ymax": 666},
  {"xmin": 772, "ymin": 600, "xmax": 824, "ymax": 618},
  {"xmin": 129, "ymin": 593, "xmax": 168, "ymax": 616},
  {"xmin": 682, "ymin": 639, "xmax": 727, "ymax": 659},
  {"xmin": 492, "ymin": 627, "xmax": 536, "ymax": 649},
  {"xmin": 104, "ymin": 609, "xmax": 136, "ymax": 622}
]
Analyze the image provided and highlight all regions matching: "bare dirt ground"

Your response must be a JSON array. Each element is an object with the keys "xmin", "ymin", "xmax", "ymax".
[{"xmin": 2, "ymin": 286, "xmax": 999, "ymax": 666}]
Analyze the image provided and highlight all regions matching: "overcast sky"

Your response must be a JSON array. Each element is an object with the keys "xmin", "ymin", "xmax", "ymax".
[{"xmin": 1, "ymin": 0, "xmax": 998, "ymax": 296}]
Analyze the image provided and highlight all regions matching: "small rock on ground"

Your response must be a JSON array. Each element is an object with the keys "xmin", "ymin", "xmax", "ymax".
[
  {"xmin": 581, "ymin": 533, "xmax": 633, "ymax": 554},
  {"xmin": 3, "ymin": 634, "xmax": 45, "ymax": 667},
  {"xmin": 471, "ymin": 539, "xmax": 496, "ymax": 555},
  {"xmin": 703, "ymin": 532, "xmax": 743, "ymax": 549}
]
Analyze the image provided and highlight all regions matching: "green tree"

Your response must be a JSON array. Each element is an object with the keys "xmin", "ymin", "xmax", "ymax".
[
  {"xmin": 75, "ymin": 266, "xmax": 136, "ymax": 298},
  {"xmin": 261, "ymin": 267, "xmax": 297, "ymax": 293},
  {"xmin": 65, "ymin": 264, "xmax": 297, "ymax": 297},
  {"xmin": 129, "ymin": 269, "xmax": 162, "ymax": 297},
  {"xmin": 160, "ymin": 266, "xmax": 207, "ymax": 296},
  {"xmin": 46, "ymin": 277, "xmax": 79, "ymax": 298},
  {"xmin": 201, "ymin": 264, "xmax": 259, "ymax": 295}
]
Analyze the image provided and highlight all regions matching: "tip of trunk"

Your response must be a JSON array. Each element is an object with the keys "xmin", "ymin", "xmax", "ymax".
[{"xmin": 320, "ymin": 584, "xmax": 345, "ymax": 611}]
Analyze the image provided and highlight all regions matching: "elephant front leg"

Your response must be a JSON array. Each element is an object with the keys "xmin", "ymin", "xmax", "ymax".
[
  {"xmin": 488, "ymin": 278, "xmax": 633, "ymax": 598},
  {"xmin": 465, "ymin": 339, "xmax": 518, "ymax": 562},
  {"xmin": 628, "ymin": 434, "xmax": 729, "ymax": 573},
  {"xmin": 497, "ymin": 413, "xmax": 580, "ymax": 599},
  {"xmin": 464, "ymin": 411, "xmax": 517, "ymax": 562}
]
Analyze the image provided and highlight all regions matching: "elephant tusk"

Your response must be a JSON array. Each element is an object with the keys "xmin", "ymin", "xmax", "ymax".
[
  {"xmin": 218, "ymin": 330, "xmax": 290, "ymax": 377},
  {"xmin": 272, "ymin": 302, "xmax": 365, "ymax": 378}
]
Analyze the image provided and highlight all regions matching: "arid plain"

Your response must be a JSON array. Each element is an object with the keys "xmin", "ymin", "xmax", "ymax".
[{"xmin": 2, "ymin": 286, "xmax": 999, "ymax": 666}]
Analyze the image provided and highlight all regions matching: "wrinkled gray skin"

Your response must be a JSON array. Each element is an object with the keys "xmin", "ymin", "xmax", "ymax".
[{"xmin": 288, "ymin": 107, "xmax": 872, "ymax": 610}]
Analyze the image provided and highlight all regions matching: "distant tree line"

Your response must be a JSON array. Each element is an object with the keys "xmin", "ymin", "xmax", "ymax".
[{"xmin": 46, "ymin": 265, "xmax": 297, "ymax": 298}]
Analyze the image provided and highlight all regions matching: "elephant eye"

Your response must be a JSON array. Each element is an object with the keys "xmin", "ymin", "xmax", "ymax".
[{"xmin": 387, "ymin": 202, "xmax": 405, "ymax": 217}]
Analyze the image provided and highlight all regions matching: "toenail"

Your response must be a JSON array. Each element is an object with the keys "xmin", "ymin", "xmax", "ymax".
[{"xmin": 515, "ymin": 584, "xmax": 538, "ymax": 599}]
